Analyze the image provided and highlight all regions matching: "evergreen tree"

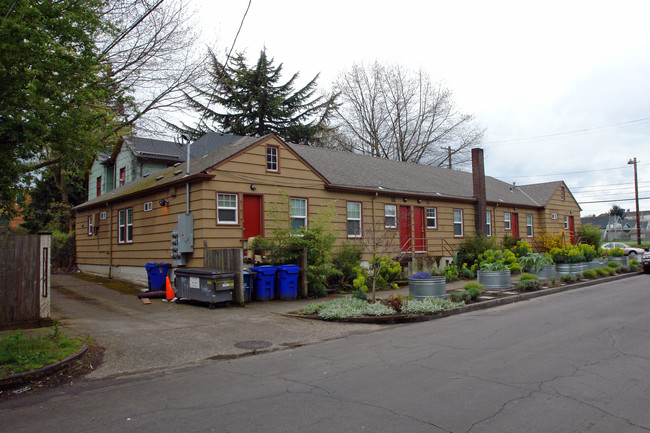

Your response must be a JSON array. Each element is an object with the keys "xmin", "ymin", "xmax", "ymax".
[{"xmin": 175, "ymin": 49, "xmax": 337, "ymax": 144}]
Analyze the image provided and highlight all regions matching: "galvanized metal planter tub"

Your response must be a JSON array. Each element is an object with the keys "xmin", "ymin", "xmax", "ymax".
[
  {"xmin": 588, "ymin": 259, "xmax": 607, "ymax": 269},
  {"xmin": 408, "ymin": 277, "xmax": 447, "ymax": 299},
  {"xmin": 530, "ymin": 265, "xmax": 557, "ymax": 281},
  {"xmin": 556, "ymin": 262, "xmax": 586, "ymax": 276},
  {"xmin": 477, "ymin": 270, "xmax": 511, "ymax": 290},
  {"xmin": 607, "ymin": 256, "xmax": 629, "ymax": 267}
]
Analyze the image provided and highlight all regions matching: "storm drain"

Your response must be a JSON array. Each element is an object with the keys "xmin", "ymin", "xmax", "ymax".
[{"xmin": 235, "ymin": 340, "xmax": 272, "ymax": 350}]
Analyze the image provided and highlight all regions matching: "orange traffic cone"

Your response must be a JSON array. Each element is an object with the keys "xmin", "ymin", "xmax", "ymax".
[{"xmin": 165, "ymin": 276, "xmax": 175, "ymax": 300}]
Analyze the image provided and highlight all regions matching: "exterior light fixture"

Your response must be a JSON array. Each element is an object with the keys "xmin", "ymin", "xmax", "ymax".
[
  {"xmin": 250, "ymin": 184, "xmax": 257, "ymax": 191},
  {"xmin": 159, "ymin": 199, "xmax": 169, "ymax": 207},
  {"xmin": 403, "ymin": 197, "xmax": 408, "ymax": 202}
]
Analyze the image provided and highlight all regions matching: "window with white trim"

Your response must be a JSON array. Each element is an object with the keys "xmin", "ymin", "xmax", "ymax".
[
  {"xmin": 426, "ymin": 207, "xmax": 437, "ymax": 229},
  {"xmin": 504, "ymin": 212, "xmax": 511, "ymax": 230},
  {"xmin": 453, "ymin": 209, "xmax": 463, "ymax": 237},
  {"xmin": 347, "ymin": 202, "xmax": 362, "ymax": 238},
  {"xmin": 88, "ymin": 215, "xmax": 93, "ymax": 236},
  {"xmin": 290, "ymin": 198, "xmax": 307, "ymax": 230},
  {"xmin": 217, "ymin": 193, "xmax": 238, "ymax": 224},
  {"xmin": 118, "ymin": 208, "xmax": 133, "ymax": 243},
  {"xmin": 526, "ymin": 214, "xmax": 533, "ymax": 237},
  {"xmin": 564, "ymin": 216, "xmax": 569, "ymax": 230},
  {"xmin": 266, "ymin": 146, "xmax": 278, "ymax": 171},
  {"xmin": 100, "ymin": 211, "xmax": 107, "ymax": 220},
  {"xmin": 144, "ymin": 202, "xmax": 153, "ymax": 212},
  {"xmin": 384, "ymin": 204, "xmax": 396, "ymax": 228},
  {"xmin": 486, "ymin": 211, "xmax": 492, "ymax": 237}
]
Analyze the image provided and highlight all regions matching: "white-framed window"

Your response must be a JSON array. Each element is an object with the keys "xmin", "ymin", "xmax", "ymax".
[
  {"xmin": 217, "ymin": 193, "xmax": 238, "ymax": 224},
  {"xmin": 266, "ymin": 145, "xmax": 279, "ymax": 172},
  {"xmin": 347, "ymin": 202, "xmax": 362, "ymax": 238},
  {"xmin": 426, "ymin": 207, "xmax": 437, "ymax": 229},
  {"xmin": 486, "ymin": 211, "xmax": 492, "ymax": 237},
  {"xmin": 88, "ymin": 215, "xmax": 93, "ymax": 236},
  {"xmin": 453, "ymin": 209, "xmax": 463, "ymax": 237},
  {"xmin": 144, "ymin": 202, "xmax": 153, "ymax": 212},
  {"xmin": 564, "ymin": 216, "xmax": 569, "ymax": 230},
  {"xmin": 100, "ymin": 211, "xmax": 107, "ymax": 220},
  {"xmin": 384, "ymin": 204, "xmax": 396, "ymax": 228},
  {"xmin": 504, "ymin": 212, "xmax": 511, "ymax": 230},
  {"xmin": 118, "ymin": 208, "xmax": 133, "ymax": 243},
  {"xmin": 290, "ymin": 198, "xmax": 307, "ymax": 231},
  {"xmin": 561, "ymin": 187, "xmax": 565, "ymax": 200},
  {"xmin": 526, "ymin": 214, "xmax": 533, "ymax": 237}
]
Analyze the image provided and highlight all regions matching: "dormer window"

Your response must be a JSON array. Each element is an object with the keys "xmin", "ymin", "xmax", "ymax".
[
  {"xmin": 266, "ymin": 145, "xmax": 279, "ymax": 172},
  {"xmin": 561, "ymin": 186, "xmax": 565, "ymax": 200}
]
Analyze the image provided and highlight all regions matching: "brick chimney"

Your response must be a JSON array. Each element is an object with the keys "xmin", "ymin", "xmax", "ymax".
[{"xmin": 472, "ymin": 148, "xmax": 487, "ymax": 236}]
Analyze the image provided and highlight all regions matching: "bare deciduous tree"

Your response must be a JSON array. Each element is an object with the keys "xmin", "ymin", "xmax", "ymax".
[
  {"xmin": 331, "ymin": 62, "xmax": 485, "ymax": 168},
  {"xmin": 100, "ymin": 0, "xmax": 203, "ymax": 136}
]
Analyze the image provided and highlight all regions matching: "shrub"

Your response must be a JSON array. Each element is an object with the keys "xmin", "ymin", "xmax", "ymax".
[
  {"xmin": 578, "ymin": 243, "xmax": 597, "ymax": 262},
  {"xmin": 476, "ymin": 249, "xmax": 517, "ymax": 271},
  {"xmin": 332, "ymin": 244, "xmax": 363, "ymax": 290},
  {"xmin": 617, "ymin": 266, "xmax": 629, "ymax": 273},
  {"xmin": 594, "ymin": 267, "xmax": 607, "ymax": 277},
  {"xmin": 456, "ymin": 235, "xmax": 499, "ymax": 268},
  {"xmin": 629, "ymin": 261, "xmax": 638, "ymax": 271},
  {"xmin": 602, "ymin": 266, "xmax": 615, "ymax": 275},
  {"xmin": 501, "ymin": 234, "xmax": 517, "ymax": 250},
  {"xmin": 560, "ymin": 274, "xmax": 575, "ymax": 283},
  {"xmin": 383, "ymin": 293, "xmax": 404, "ymax": 312},
  {"xmin": 535, "ymin": 231, "xmax": 566, "ymax": 252},
  {"xmin": 460, "ymin": 263, "xmax": 475, "ymax": 279},
  {"xmin": 578, "ymin": 223, "xmax": 603, "ymax": 249},
  {"xmin": 510, "ymin": 240, "xmax": 532, "ymax": 258},
  {"xmin": 307, "ymin": 264, "xmax": 341, "ymax": 298},
  {"xmin": 549, "ymin": 277, "xmax": 556, "ymax": 286},
  {"xmin": 582, "ymin": 269, "xmax": 597, "ymax": 279},
  {"xmin": 364, "ymin": 302, "xmax": 397, "ymax": 316},
  {"xmin": 608, "ymin": 247, "xmax": 625, "ymax": 257},
  {"xmin": 519, "ymin": 273, "xmax": 539, "ymax": 281},
  {"xmin": 316, "ymin": 298, "xmax": 397, "ymax": 320},
  {"xmin": 448, "ymin": 291, "xmax": 470, "ymax": 303},
  {"xmin": 52, "ymin": 230, "xmax": 76, "ymax": 271},
  {"xmin": 401, "ymin": 297, "xmax": 464, "ymax": 314},
  {"xmin": 515, "ymin": 279, "xmax": 542, "ymax": 292},
  {"xmin": 607, "ymin": 261, "xmax": 621, "ymax": 269},
  {"xmin": 463, "ymin": 282, "xmax": 484, "ymax": 300},
  {"xmin": 440, "ymin": 265, "xmax": 459, "ymax": 282}
]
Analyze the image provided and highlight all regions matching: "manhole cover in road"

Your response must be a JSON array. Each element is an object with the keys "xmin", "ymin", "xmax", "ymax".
[{"xmin": 235, "ymin": 340, "xmax": 272, "ymax": 350}]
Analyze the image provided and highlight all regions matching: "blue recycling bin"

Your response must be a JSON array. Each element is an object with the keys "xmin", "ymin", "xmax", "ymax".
[
  {"xmin": 145, "ymin": 262, "xmax": 171, "ymax": 291},
  {"xmin": 249, "ymin": 266, "xmax": 277, "ymax": 301},
  {"xmin": 276, "ymin": 264, "xmax": 300, "ymax": 300}
]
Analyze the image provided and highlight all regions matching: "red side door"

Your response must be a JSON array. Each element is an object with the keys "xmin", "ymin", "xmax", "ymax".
[
  {"xmin": 243, "ymin": 195, "xmax": 262, "ymax": 240},
  {"xmin": 568, "ymin": 216, "xmax": 575, "ymax": 244},
  {"xmin": 414, "ymin": 206, "xmax": 426, "ymax": 252},
  {"xmin": 511, "ymin": 213, "xmax": 519, "ymax": 239},
  {"xmin": 399, "ymin": 206, "xmax": 411, "ymax": 252}
]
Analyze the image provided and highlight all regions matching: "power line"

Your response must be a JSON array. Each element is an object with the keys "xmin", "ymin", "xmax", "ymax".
[
  {"xmin": 571, "ymin": 180, "xmax": 650, "ymax": 191},
  {"xmin": 497, "ymin": 162, "xmax": 648, "ymax": 180},
  {"xmin": 486, "ymin": 116, "xmax": 650, "ymax": 145},
  {"xmin": 580, "ymin": 196, "xmax": 650, "ymax": 204}
]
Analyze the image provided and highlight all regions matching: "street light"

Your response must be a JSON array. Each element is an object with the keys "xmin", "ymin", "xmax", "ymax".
[{"xmin": 628, "ymin": 157, "xmax": 641, "ymax": 246}]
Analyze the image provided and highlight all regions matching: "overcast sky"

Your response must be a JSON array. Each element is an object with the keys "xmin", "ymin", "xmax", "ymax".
[{"xmin": 190, "ymin": 0, "xmax": 649, "ymax": 217}]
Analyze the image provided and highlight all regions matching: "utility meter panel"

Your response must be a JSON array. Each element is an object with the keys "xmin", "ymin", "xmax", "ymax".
[
  {"xmin": 171, "ymin": 226, "xmax": 186, "ymax": 266},
  {"xmin": 177, "ymin": 213, "xmax": 194, "ymax": 253}
]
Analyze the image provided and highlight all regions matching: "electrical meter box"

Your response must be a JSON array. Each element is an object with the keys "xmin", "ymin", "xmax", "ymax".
[{"xmin": 177, "ymin": 213, "xmax": 194, "ymax": 253}]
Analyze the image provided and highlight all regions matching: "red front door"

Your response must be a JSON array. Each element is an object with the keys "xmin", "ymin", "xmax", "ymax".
[
  {"xmin": 414, "ymin": 206, "xmax": 425, "ymax": 252},
  {"xmin": 511, "ymin": 213, "xmax": 519, "ymax": 239},
  {"xmin": 243, "ymin": 195, "xmax": 262, "ymax": 240},
  {"xmin": 568, "ymin": 216, "xmax": 575, "ymax": 244},
  {"xmin": 399, "ymin": 206, "xmax": 411, "ymax": 252}
]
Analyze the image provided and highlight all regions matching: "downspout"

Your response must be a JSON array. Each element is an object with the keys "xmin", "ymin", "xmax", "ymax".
[
  {"xmin": 182, "ymin": 134, "xmax": 191, "ymax": 214},
  {"xmin": 108, "ymin": 202, "xmax": 113, "ymax": 278}
]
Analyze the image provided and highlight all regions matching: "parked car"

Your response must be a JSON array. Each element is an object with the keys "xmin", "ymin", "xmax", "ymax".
[
  {"xmin": 642, "ymin": 250, "xmax": 650, "ymax": 274},
  {"xmin": 601, "ymin": 242, "xmax": 646, "ymax": 256}
]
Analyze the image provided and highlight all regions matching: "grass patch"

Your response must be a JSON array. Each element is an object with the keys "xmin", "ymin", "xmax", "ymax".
[{"xmin": 0, "ymin": 323, "xmax": 84, "ymax": 376}]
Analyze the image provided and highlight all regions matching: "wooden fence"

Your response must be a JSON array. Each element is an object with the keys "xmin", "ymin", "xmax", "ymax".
[{"xmin": 0, "ymin": 233, "xmax": 51, "ymax": 330}]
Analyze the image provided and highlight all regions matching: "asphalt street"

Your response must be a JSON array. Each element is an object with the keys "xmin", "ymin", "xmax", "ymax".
[{"xmin": 2, "ymin": 274, "xmax": 649, "ymax": 432}]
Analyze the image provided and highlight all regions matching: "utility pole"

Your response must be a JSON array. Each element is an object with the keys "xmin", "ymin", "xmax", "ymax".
[
  {"xmin": 628, "ymin": 157, "xmax": 641, "ymax": 246},
  {"xmin": 447, "ymin": 146, "xmax": 452, "ymax": 169}
]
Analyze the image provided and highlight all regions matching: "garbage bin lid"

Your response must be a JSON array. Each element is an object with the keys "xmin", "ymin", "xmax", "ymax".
[
  {"xmin": 145, "ymin": 262, "xmax": 171, "ymax": 270},
  {"xmin": 173, "ymin": 268, "xmax": 235, "ymax": 278},
  {"xmin": 249, "ymin": 266, "xmax": 277, "ymax": 275}
]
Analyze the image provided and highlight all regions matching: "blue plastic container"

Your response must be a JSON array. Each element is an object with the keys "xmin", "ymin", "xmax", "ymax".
[
  {"xmin": 249, "ymin": 266, "xmax": 277, "ymax": 301},
  {"xmin": 145, "ymin": 262, "xmax": 171, "ymax": 291},
  {"xmin": 276, "ymin": 264, "xmax": 300, "ymax": 300}
]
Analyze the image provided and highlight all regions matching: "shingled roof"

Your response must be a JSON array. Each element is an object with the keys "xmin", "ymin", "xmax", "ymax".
[
  {"xmin": 287, "ymin": 143, "xmax": 542, "ymax": 207},
  {"xmin": 78, "ymin": 134, "xmax": 568, "ymax": 210}
]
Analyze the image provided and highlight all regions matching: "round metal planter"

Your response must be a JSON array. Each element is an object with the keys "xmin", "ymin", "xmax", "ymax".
[
  {"xmin": 607, "ymin": 256, "xmax": 629, "ymax": 267},
  {"xmin": 531, "ymin": 265, "xmax": 557, "ymax": 281},
  {"xmin": 408, "ymin": 277, "xmax": 447, "ymax": 299},
  {"xmin": 588, "ymin": 259, "xmax": 607, "ymax": 269},
  {"xmin": 556, "ymin": 262, "xmax": 586, "ymax": 276},
  {"xmin": 477, "ymin": 270, "xmax": 511, "ymax": 290}
]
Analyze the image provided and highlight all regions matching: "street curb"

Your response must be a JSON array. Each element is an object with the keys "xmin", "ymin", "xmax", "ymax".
[
  {"xmin": 0, "ymin": 342, "xmax": 89, "ymax": 391},
  {"xmin": 282, "ymin": 272, "xmax": 644, "ymax": 324}
]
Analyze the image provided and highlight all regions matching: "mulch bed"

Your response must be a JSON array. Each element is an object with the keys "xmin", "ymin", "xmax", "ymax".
[{"xmin": 0, "ymin": 343, "xmax": 104, "ymax": 401}]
